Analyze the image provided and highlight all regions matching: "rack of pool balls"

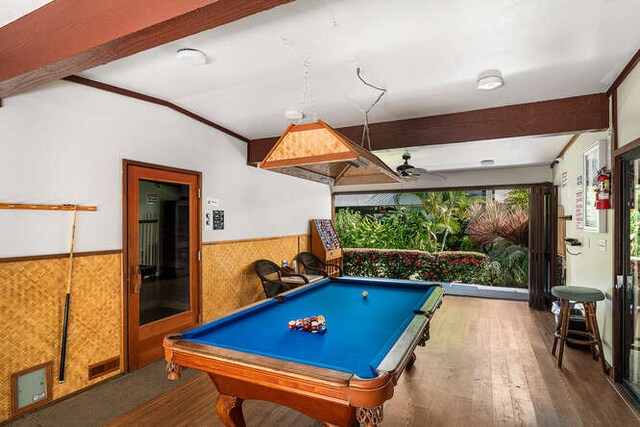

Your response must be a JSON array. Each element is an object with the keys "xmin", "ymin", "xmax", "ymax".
[{"xmin": 288, "ymin": 315, "xmax": 327, "ymax": 334}]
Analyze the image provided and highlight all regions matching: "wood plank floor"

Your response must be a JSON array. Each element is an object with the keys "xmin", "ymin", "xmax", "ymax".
[{"xmin": 107, "ymin": 296, "xmax": 640, "ymax": 426}]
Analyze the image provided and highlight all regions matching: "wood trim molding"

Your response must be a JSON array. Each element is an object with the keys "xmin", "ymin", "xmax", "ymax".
[
  {"xmin": 607, "ymin": 49, "xmax": 640, "ymax": 96},
  {"xmin": 202, "ymin": 234, "xmax": 310, "ymax": 246},
  {"xmin": 122, "ymin": 159, "xmax": 205, "ymax": 177},
  {"xmin": 64, "ymin": 76, "xmax": 250, "ymax": 143},
  {"xmin": 0, "ymin": 249, "xmax": 122, "ymax": 264},
  {"xmin": 332, "ymin": 182, "xmax": 553, "ymax": 196},
  {"xmin": 0, "ymin": 0, "xmax": 293, "ymax": 98},
  {"xmin": 557, "ymin": 133, "xmax": 582, "ymax": 158},
  {"xmin": 612, "ymin": 89, "xmax": 619, "ymax": 151},
  {"xmin": 614, "ymin": 138, "xmax": 640, "ymax": 158},
  {"xmin": 248, "ymin": 94, "xmax": 609, "ymax": 164}
]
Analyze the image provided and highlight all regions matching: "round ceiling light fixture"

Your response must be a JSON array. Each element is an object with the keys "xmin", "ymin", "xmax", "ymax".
[
  {"xmin": 477, "ymin": 69, "xmax": 504, "ymax": 90},
  {"xmin": 176, "ymin": 48, "xmax": 207, "ymax": 66},
  {"xmin": 480, "ymin": 159, "xmax": 495, "ymax": 166},
  {"xmin": 284, "ymin": 110, "xmax": 305, "ymax": 120}
]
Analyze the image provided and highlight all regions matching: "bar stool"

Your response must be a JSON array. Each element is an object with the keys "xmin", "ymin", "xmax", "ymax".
[{"xmin": 551, "ymin": 286, "xmax": 608, "ymax": 374}]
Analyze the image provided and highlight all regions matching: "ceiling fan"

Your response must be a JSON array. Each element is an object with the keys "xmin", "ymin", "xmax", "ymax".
[{"xmin": 396, "ymin": 151, "xmax": 447, "ymax": 181}]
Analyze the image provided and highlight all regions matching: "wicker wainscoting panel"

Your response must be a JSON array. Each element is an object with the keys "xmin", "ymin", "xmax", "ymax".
[
  {"xmin": 0, "ymin": 253, "xmax": 122, "ymax": 421},
  {"xmin": 297, "ymin": 234, "xmax": 310, "ymax": 254},
  {"xmin": 202, "ymin": 235, "xmax": 309, "ymax": 321}
]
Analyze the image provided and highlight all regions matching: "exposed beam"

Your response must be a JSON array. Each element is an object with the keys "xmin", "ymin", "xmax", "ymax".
[
  {"xmin": 64, "ymin": 76, "xmax": 250, "ymax": 143},
  {"xmin": 0, "ymin": 0, "xmax": 293, "ymax": 98},
  {"xmin": 332, "ymin": 182, "xmax": 553, "ymax": 196},
  {"xmin": 248, "ymin": 93, "xmax": 609, "ymax": 164}
]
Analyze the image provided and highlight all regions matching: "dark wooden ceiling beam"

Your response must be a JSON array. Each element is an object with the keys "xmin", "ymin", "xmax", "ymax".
[
  {"xmin": 248, "ymin": 93, "xmax": 609, "ymax": 164},
  {"xmin": 0, "ymin": 0, "xmax": 293, "ymax": 98}
]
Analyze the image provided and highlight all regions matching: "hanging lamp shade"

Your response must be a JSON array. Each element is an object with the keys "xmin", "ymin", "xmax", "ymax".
[{"xmin": 259, "ymin": 121, "xmax": 400, "ymax": 186}]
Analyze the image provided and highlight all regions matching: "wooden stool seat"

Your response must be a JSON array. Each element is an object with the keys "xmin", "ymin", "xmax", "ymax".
[{"xmin": 551, "ymin": 286, "xmax": 608, "ymax": 374}]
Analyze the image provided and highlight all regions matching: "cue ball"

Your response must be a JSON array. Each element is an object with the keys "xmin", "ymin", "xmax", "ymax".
[{"xmin": 362, "ymin": 291, "xmax": 368, "ymax": 298}]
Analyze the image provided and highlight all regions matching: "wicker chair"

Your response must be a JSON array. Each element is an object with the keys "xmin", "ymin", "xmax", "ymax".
[
  {"xmin": 254, "ymin": 259, "xmax": 309, "ymax": 298},
  {"xmin": 297, "ymin": 252, "xmax": 343, "ymax": 277}
]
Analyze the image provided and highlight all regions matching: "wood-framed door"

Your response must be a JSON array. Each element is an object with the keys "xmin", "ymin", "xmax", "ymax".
[
  {"xmin": 614, "ymin": 145, "xmax": 640, "ymax": 404},
  {"xmin": 123, "ymin": 160, "xmax": 201, "ymax": 371},
  {"xmin": 529, "ymin": 183, "xmax": 558, "ymax": 310}
]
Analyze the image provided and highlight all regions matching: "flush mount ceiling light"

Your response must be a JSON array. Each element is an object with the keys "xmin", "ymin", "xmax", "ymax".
[
  {"xmin": 480, "ymin": 159, "xmax": 495, "ymax": 166},
  {"xmin": 176, "ymin": 48, "xmax": 207, "ymax": 66},
  {"xmin": 477, "ymin": 69, "xmax": 504, "ymax": 90}
]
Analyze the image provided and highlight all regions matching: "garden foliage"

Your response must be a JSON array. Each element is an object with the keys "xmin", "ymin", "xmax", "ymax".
[{"xmin": 335, "ymin": 189, "xmax": 530, "ymax": 288}]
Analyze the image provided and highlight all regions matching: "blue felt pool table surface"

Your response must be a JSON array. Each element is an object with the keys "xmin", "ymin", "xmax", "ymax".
[{"xmin": 181, "ymin": 277, "xmax": 440, "ymax": 379}]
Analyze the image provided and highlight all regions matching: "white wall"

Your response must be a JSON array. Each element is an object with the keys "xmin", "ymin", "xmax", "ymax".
[
  {"xmin": 333, "ymin": 164, "xmax": 552, "ymax": 194},
  {"xmin": 618, "ymin": 63, "xmax": 640, "ymax": 148},
  {"xmin": 553, "ymin": 130, "xmax": 614, "ymax": 362},
  {"xmin": 0, "ymin": 81, "xmax": 331, "ymax": 257}
]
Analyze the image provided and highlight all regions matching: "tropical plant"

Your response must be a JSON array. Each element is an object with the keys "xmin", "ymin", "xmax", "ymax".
[
  {"xmin": 411, "ymin": 191, "xmax": 482, "ymax": 251},
  {"xmin": 485, "ymin": 237, "xmax": 529, "ymax": 287},
  {"xmin": 467, "ymin": 202, "xmax": 529, "ymax": 247},
  {"xmin": 334, "ymin": 208, "xmax": 438, "ymax": 251},
  {"xmin": 333, "ymin": 208, "xmax": 364, "ymax": 248},
  {"xmin": 630, "ymin": 210, "xmax": 640, "ymax": 257},
  {"xmin": 504, "ymin": 188, "xmax": 530, "ymax": 209}
]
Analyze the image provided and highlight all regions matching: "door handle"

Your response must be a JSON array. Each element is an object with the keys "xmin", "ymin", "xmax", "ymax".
[
  {"xmin": 131, "ymin": 265, "xmax": 142, "ymax": 294},
  {"xmin": 616, "ymin": 275, "xmax": 624, "ymax": 291}
]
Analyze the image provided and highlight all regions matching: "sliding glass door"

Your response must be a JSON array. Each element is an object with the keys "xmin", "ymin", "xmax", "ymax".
[{"xmin": 619, "ymin": 150, "xmax": 640, "ymax": 400}]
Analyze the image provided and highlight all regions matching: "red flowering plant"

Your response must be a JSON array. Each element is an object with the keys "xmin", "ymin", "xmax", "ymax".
[{"xmin": 344, "ymin": 249, "xmax": 489, "ymax": 284}]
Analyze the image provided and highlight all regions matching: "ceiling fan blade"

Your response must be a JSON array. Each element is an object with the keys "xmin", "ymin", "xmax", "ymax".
[{"xmin": 406, "ymin": 167, "xmax": 428, "ymax": 174}]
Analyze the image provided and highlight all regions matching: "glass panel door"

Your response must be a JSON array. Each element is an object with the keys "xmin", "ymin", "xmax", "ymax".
[
  {"xmin": 622, "ymin": 156, "xmax": 640, "ymax": 397},
  {"xmin": 126, "ymin": 163, "xmax": 200, "ymax": 370},
  {"xmin": 138, "ymin": 180, "xmax": 191, "ymax": 325}
]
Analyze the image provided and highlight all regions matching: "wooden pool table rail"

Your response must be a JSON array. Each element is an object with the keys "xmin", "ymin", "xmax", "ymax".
[
  {"xmin": 377, "ymin": 285, "xmax": 444, "ymax": 375},
  {"xmin": 163, "ymin": 280, "xmax": 444, "ymax": 426}
]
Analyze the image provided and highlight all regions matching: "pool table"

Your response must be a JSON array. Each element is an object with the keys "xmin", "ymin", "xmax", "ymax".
[{"xmin": 164, "ymin": 277, "xmax": 444, "ymax": 427}]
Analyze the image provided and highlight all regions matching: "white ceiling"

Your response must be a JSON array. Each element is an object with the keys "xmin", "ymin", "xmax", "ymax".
[
  {"xmin": 374, "ymin": 133, "xmax": 571, "ymax": 173},
  {"xmin": 72, "ymin": 0, "xmax": 640, "ymax": 140},
  {"xmin": 2, "ymin": 1, "xmax": 637, "ymax": 175},
  {"xmin": 0, "ymin": 0, "xmax": 52, "ymax": 27}
]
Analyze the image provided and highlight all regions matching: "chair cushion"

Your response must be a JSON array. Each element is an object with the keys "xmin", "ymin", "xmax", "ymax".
[{"xmin": 551, "ymin": 286, "xmax": 605, "ymax": 302}]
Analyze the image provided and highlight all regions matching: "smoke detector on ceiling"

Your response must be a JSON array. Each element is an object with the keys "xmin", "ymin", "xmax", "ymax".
[
  {"xmin": 176, "ymin": 48, "xmax": 207, "ymax": 66},
  {"xmin": 284, "ymin": 110, "xmax": 305, "ymax": 120},
  {"xmin": 477, "ymin": 69, "xmax": 504, "ymax": 90}
]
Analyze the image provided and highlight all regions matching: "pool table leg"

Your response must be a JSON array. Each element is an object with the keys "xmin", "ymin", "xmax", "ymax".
[
  {"xmin": 216, "ymin": 394, "xmax": 246, "ymax": 427},
  {"xmin": 356, "ymin": 405, "xmax": 384, "ymax": 427},
  {"xmin": 406, "ymin": 352, "xmax": 417, "ymax": 369}
]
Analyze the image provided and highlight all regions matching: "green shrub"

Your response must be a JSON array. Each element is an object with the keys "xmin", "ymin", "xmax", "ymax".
[
  {"xmin": 335, "ymin": 208, "xmax": 437, "ymax": 251},
  {"xmin": 485, "ymin": 238, "xmax": 529, "ymax": 288}
]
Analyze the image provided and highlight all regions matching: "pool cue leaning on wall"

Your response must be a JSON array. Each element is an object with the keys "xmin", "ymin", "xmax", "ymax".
[
  {"xmin": 59, "ymin": 206, "xmax": 78, "ymax": 383},
  {"xmin": 0, "ymin": 203, "xmax": 98, "ymax": 382}
]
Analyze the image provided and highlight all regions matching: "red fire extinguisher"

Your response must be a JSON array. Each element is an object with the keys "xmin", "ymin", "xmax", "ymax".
[{"xmin": 594, "ymin": 167, "xmax": 611, "ymax": 210}]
